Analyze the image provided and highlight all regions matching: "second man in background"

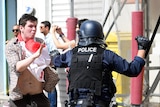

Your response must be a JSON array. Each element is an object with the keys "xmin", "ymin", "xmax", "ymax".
[{"xmin": 40, "ymin": 21, "xmax": 58, "ymax": 107}]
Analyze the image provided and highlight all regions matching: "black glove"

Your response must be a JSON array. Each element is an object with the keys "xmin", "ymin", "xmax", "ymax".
[
  {"xmin": 50, "ymin": 50, "xmax": 60, "ymax": 60},
  {"xmin": 49, "ymin": 50, "xmax": 60, "ymax": 68},
  {"xmin": 135, "ymin": 36, "xmax": 149, "ymax": 50}
]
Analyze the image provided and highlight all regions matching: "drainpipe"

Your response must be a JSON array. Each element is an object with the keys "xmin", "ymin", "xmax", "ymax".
[
  {"xmin": 70, "ymin": 0, "xmax": 74, "ymax": 17},
  {"xmin": 66, "ymin": 17, "xmax": 77, "ymax": 40},
  {"xmin": 130, "ymin": 0, "xmax": 144, "ymax": 106},
  {"xmin": 66, "ymin": 0, "xmax": 77, "ymax": 40}
]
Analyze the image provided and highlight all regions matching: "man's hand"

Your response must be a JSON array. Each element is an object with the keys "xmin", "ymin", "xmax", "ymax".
[
  {"xmin": 52, "ymin": 25, "xmax": 64, "ymax": 35},
  {"xmin": 33, "ymin": 42, "xmax": 45, "ymax": 59},
  {"xmin": 135, "ymin": 36, "xmax": 150, "ymax": 50}
]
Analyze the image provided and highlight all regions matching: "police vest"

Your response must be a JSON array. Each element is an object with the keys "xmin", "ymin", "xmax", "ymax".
[{"xmin": 68, "ymin": 46, "xmax": 105, "ymax": 95}]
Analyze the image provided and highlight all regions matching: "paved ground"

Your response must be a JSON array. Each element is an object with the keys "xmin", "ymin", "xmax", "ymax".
[
  {"xmin": 0, "ymin": 95, "xmax": 9, "ymax": 107},
  {"xmin": 0, "ymin": 94, "xmax": 160, "ymax": 107}
]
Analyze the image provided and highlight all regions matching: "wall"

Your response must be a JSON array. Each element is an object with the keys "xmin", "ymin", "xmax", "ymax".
[
  {"xmin": 17, "ymin": 0, "xmax": 52, "ymax": 37},
  {"xmin": 0, "ymin": 0, "xmax": 7, "ymax": 96}
]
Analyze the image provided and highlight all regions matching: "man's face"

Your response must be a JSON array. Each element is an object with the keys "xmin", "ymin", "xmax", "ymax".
[
  {"xmin": 20, "ymin": 20, "xmax": 37, "ymax": 41},
  {"xmin": 12, "ymin": 25, "xmax": 20, "ymax": 37},
  {"xmin": 40, "ymin": 24, "xmax": 46, "ymax": 34}
]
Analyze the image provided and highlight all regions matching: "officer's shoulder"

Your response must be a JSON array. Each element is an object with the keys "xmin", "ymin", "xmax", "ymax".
[{"xmin": 103, "ymin": 48, "xmax": 117, "ymax": 55}]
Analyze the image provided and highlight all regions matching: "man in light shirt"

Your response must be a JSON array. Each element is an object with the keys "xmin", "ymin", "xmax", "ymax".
[{"xmin": 40, "ymin": 21, "xmax": 58, "ymax": 107}]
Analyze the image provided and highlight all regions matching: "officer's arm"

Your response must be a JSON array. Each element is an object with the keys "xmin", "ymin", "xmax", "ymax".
[
  {"xmin": 137, "ymin": 50, "xmax": 145, "ymax": 59},
  {"xmin": 53, "ymin": 51, "xmax": 72, "ymax": 68}
]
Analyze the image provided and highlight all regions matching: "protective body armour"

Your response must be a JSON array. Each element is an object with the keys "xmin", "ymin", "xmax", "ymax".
[{"xmin": 68, "ymin": 46, "xmax": 105, "ymax": 95}]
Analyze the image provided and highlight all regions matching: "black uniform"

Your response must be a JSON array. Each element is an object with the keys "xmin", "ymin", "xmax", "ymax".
[{"xmin": 52, "ymin": 20, "xmax": 149, "ymax": 107}]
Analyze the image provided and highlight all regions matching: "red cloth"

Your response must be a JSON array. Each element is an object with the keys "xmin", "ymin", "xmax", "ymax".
[
  {"xmin": 25, "ymin": 39, "xmax": 40, "ymax": 53},
  {"xmin": 17, "ymin": 34, "xmax": 40, "ymax": 53}
]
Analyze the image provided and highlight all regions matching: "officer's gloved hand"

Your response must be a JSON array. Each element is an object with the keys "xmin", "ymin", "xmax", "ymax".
[
  {"xmin": 135, "ymin": 36, "xmax": 149, "ymax": 50},
  {"xmin": 50, "ymin": 50, "xmax": 60, "ymax": 68},
  {"xmin": 50, "ymin": 50, "xmax": 60, "ymax": 60}
]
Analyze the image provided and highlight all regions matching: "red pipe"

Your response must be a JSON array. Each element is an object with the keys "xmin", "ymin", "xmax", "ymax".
[
  {"xmin": 65, "ymin": 17, "xmax": 77, "ymax": 93},
  {"xmin": 66, "ymin": 17, "xmax": 78, "ymax": 40},
  {"xmin": 131, "ymin": 11, "xmax": 144, "ymax": 105}
]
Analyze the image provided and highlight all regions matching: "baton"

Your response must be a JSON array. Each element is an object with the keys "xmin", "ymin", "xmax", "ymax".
[{"xmin": 145, "ymin": 15, "xmax": 160, "ymax": 58}]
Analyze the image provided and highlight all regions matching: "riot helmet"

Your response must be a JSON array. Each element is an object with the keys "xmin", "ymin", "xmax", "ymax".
[{"xmin": 78, "ymin": 20, "xmax": 104, "ymax": 46}]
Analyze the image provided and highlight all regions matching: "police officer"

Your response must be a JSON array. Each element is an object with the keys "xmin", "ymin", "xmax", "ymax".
[{"xmin": 52, "ymin": 20, "xmax": 149, "ymax": 107}]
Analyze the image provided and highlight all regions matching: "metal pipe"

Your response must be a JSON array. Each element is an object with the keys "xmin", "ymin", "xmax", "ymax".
[
  {"xmin": 103, "ymin": 0, "xmax": 115, "ymax": 27},
  {"xmin": 131, "ymin": 11, "xmax": 144, "ymax": 106},
  {"xmin": 70, "ymin": 0, "xmax": 74, "ymax": 17},
  {"xmin": 105, "ymin": 0, "xmax": 127, "ymax": 40},
  {"xmin": 142, "ymin": 0, "xmax": 150, "ymax": 106},
  {"xmin": 66, "ymin": 18, "xmax": 78, "ymax": 40},
  {"xmin": 135, "ymin": 0, "xmax": 140, "ymax": 11},
  {"xmin": 145, "ymin": 66, "xmax": 160, "ymax": 70},
  {"xmin": 143, "ymin": 71, "xmax": 160, "ymax": 103}
]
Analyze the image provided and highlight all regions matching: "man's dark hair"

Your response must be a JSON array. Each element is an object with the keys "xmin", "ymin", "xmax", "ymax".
[
  {"xmin": 78, "ymin": 19, "xmax": 88, "ymax": 28},
  {"xmin": 41, "ymin": 21, "xmax": 51, "ymax": 30},
  {"xmin": 19, "ymin": 14, "xmax": 38, "ymax": 27}
]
